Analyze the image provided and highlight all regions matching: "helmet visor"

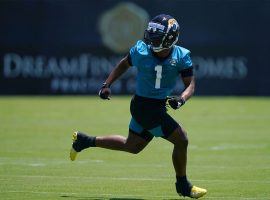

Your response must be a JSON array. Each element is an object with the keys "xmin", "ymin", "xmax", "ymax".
[{"xmin": 144, "ymin": 30, "xmax": 166, "ymax": 48}]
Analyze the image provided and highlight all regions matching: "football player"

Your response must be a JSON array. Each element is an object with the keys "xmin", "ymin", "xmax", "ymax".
[{"xmin": 70, "ymin": 14, "xmax": 207, "ymax": 199}]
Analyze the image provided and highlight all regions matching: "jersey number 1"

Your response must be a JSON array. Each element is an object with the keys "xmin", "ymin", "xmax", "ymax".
[{"xmin": 154, "ymin": 65, "xmax": 162, "ymax": 89}]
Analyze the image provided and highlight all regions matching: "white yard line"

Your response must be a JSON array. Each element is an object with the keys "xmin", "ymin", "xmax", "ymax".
[
  {"xmin": 210, "ymin": 143, "xmax": 269, "ymax": 151},
  {"xmin": 0, "ymin": 174, "xmax": 269, "ymax": 184},
  {"xmin": 0, "ymin": 157, "xmax": 269, "ymax": 170}
]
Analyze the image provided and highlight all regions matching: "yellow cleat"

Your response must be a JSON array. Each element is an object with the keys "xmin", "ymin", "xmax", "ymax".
[
  {"xmin": 70, "ymin": 132, "xmax": 78, "ymax": 161},
  {"xmin": 190, "ymin": 186, "xmax": 207, "ymax": 199},
  {"xmin": 69, "ymin": 131, "xmax": 95, "ymax": 161}
]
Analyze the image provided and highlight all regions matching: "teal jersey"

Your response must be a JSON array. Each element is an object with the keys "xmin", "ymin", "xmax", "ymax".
[{"xmin": 129, "ymin": 40, "xmax": 193, "ymax": 99}]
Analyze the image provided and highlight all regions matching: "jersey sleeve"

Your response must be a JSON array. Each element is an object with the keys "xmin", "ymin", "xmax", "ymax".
[
  {"xmin": 179, "ymin": 52, "xmax": 193, "ymax": 77},
  {"xmin": 128, "ymin": 45, "xmax": 136, "ymax": 66},
  {"xmin": 175, "ymin": 46, "xmax": 193, "ymax": 73},
  {"xmin": 128, "ymin": 40, "xmax": 148, "ymax": 67},
  {"xmin": 182, "ymin": 53, "xmax": 193, "ymax": 69},
  {"xmin": 127, "ymin": 53, "xmax": 132, "ymax": 66}
]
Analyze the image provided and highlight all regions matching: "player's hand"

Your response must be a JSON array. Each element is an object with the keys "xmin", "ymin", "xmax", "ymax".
[
  {"xmin": 98, "ymin": 83, "xmax": 111, "ymax": 100},
  {"xmin": 166, "ymin": 96, "xmax": 185, "ymax": 110}
]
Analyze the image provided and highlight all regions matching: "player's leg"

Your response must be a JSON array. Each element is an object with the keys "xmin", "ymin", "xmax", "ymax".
[
  {"xmin": 166, "ymin": 127, "xmax": 207, "ymax": 198},
  {"xmin": 161, "ymin": 114, "xmax": 207, "ymax": 198},
  {"xmin": 70, "ymin": 129, "xmax": 152, "ymax": 161},
  {"xmin": 95, "ymin": 129, "xmax": 152, "ymax": 154},
  {"xmin": 166, "ymin": 126, "xmax": 188, "ymax": 178},
  {"xmin": 166, "ymin": 126, "xmax": 191, "ymax": 195}
]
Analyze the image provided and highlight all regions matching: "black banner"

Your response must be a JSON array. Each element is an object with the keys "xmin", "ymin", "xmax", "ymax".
[{"xmin": 1, "ymin": 0, "xmax": 270, "ymax": 95}]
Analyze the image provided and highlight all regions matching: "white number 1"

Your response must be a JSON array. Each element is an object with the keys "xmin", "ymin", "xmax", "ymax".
[{"xmin": 154, "ymin": 65, "xmax": 162, "ymax": 89}]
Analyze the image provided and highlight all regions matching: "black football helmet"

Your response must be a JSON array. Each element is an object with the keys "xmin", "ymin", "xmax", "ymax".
[{"xmin": 144, "ymin": 14, "xmax": 180, "ymax": 52}]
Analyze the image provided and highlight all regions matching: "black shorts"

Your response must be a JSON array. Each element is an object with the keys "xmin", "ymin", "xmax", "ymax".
[{"xmin": 129, "ymin": 95, "xmax": 179, "ymax": 140}]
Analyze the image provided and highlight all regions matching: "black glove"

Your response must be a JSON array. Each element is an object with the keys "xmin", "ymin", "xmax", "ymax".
[
  {"xmin": 98, "ymin": 83, "xmax": 111, "ymax": 100},
  {"xmin": 166, "ymin": 96, "xmax": 185, "ymax": 110}
]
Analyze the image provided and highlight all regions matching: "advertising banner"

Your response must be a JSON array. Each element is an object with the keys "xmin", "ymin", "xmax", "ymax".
[{"xmin": 0, "ymin": 1, "xmax": 269, "ymax": 95}]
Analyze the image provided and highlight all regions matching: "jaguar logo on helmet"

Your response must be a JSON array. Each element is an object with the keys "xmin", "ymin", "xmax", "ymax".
[{"xmin": 168, "ymin": 19, "xmax": 179, "ymax": 32}]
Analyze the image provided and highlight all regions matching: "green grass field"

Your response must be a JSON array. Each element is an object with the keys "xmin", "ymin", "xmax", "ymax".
[{"xmin": 0, "ymin": 96, "xmax": 269, "ymax": 200}]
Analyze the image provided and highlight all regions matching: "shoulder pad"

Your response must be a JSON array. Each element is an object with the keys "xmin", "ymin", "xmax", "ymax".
[
  {"xmin": 174, "ymin": 45, "xmax": 191, "ymax": 58},
  {"xmin": 135, "ymin": 40, "xmax": 149, "ymax": 55}
]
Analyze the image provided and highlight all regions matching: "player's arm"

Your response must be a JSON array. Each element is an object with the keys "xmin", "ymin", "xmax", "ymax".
[
  {"xmin": 105, "ymin": 55, "xmax": 131, "ymax": 86},
  {"xmin": 99, "ymin": 55, "xmax": 131, "ymax": 100},
  {"xmin": 180, "ymin": 74, "xmax": 195, "ymax": 102},
  {"xmin": 167, "ymin": 68, "xmax": 195, "ymax": 109}
]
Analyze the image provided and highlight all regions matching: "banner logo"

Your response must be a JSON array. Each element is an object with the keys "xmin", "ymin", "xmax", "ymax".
[{"xmin": 99, "ymin": 2, "xmax": 149, "ymax": 54}]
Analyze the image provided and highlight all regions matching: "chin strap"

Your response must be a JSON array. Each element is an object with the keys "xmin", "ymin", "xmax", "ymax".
[{"xmin": 152, "ymin": 46, "xmax": 170, "ymax": 52}]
